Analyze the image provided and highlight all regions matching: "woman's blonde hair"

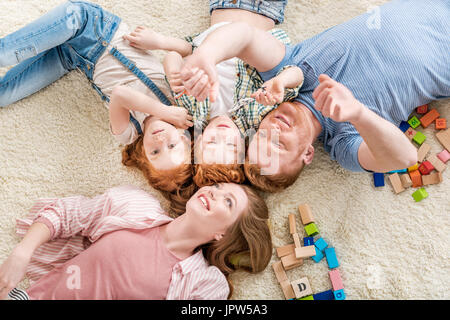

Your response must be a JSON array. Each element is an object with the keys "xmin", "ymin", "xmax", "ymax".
[
  {"xmin": 198, "ymin": 184, "xmax": 272, "ymax": 298},
  {"xmin": 122, "ymin": 135, "xmax": 196, "ymax": 216}
]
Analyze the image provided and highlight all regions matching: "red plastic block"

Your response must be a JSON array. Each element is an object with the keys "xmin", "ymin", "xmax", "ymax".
[
  {"xmin": 419, "ymin": 109, "xmax": 440, "ymax": 128},
  {"xmin": 418, "ymin": 161, "xmax": 434, "ymax": 175},
  {"xmin": 436, "ymin": 118, "xmax": 447, "ymax": 130},
  {"xmin": 416, "ymin": 104, "xmax": 428, "ymax": 114}
]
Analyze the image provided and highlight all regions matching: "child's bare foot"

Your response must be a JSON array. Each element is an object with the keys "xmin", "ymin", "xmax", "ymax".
[{"xmin": 123, "ymin": 26, "xmax": 165, "ymax": 51}]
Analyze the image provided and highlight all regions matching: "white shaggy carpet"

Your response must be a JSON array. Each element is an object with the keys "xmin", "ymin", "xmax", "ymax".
[{"xmin": 0, "ymin": 0, "xmax": 448, "ymax": 300}]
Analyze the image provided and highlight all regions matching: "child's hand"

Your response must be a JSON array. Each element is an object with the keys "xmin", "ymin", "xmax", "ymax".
[
  {"xmin": 123, "ymin": 26, "xmax": 165, "ymax": 51},
  {"xmin": 167, "ymin": 71, "xmax": 185, "ymax": 94},
  {"xmin": 313, "ymin": 74, "xmax": 364, "ymax": 123},
  {"xmin": 0, "ymin": 247, "xmax": 30, "ymax": 300},
  {"xmin": 160, "ymin": 106, "xmax": 194, "ymax": 129},
  {"xmin": 251, "ymin": 77, "xmax": 284, "ymax": 105}
]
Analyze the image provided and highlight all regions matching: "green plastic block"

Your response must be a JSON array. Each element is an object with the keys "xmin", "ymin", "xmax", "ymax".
[
  {"xmin": 304, "ymin": 223, "xmax": 319, "ymax": 236},
  {"xmin": 297, "ymin": 295, "xmax": 314, "ymax": 300},
  {"xmin": 412, "ymin": 188, "xmax": 428, "ymax": 202},
  {"xmin": 408, "ymin": 116, "xmax": 421, "ymax": 129},
  {"xmin": 412, "ymin": 131, "xmax": 426, "ymax": 145}
]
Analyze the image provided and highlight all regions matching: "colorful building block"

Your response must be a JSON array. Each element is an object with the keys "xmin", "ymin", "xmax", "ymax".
[
  {"xmin": 298, "ymin": 204, "xmax": 315, "ymax": 225},
  {"xmin": 419, "ymin": 109, "xmax": 440, "ymax": 128},
  {"xmin": 436, "ymin": 118, "xmax": 446, "ymax": 130},
  {"xmin": 311, "ymin": 247, "xmax": 324, "ymax": 263},
  {"xmin": 436, "ymin": 128, "xmax": 450, "ymax": 152},
  {"xmin": 412, "ymin": 188, "xmax": 428, "ymax": 202},
  {"xmin": 329, "ymin": 269, "xmax": 344, "ymax": 291},
  {"xmin": 386, "ymin": 168, "xmax": 408, "ymax": 174},
  {"xmin": 418, "ymin": 161, "xmax": 434, "ymax": 175},
  {"xmin": 408, "ymin": 163, "xmax": 419, "ymax": 172},
  {"xmin": 437, "ymin": 149, "xmax": 450, "ymax": 164},
  {"xmin": 303, "ymin": 237, "xmax": 314, "ymax": 246},
  {"xmin": 373, "ymin": 172, "xmax": 385, "ymax": 187},
  {"xmin": 422, "ymin": 172, "xmax": 443, "ymax": 186},
  {"xmin": 413, "ymin": 131, "xmax": 426, "ymax": 145},
  {"xmin": 409, "ymin": 170, "xmax": 423, "ymax": 188},
  {"xmin": 399, "ymin": 121, "xmax": 410, "ymax": 133},
  {"xmin": 295, "ymin": 246, "xmax": 316, "ymax": 259},
  {"xmin": 405, "ymin": 127, "xmax": 417, "ymax": 141},
  {"xmin": 325, "ymin": 247, "xmax": 339, "ymax": 269},
  {"xmin": 417, "ymin": 143, "xmax": 431, "ymax": 162},
  {"xmin": 416, "ymin": 104, "xmax": 428, "ymax": 114},
  {"xmin": 297, "ymin": 295, "xmax": 314, "ymax": 300},
  {"xmin": 388, "ymin": 173, "xmax": 405, "ymax": 194},
  {"xmin": 427, "ymin": 154, "xmax": 446, "ymax": 173},
  {"xmin": 408, "ymin": 116, "xmax": 421, "ymax": 129},
  {"xmin": 313, "ymin": 290, "xmax": 335, "ymax": 300},
  {"xmin": 291, "ymin": 277, "xmax": 313, "ymax": 299},
  {"xmin": 400, "ymin": 174, "xmax": 412, "ymax": 188},
  {"xmin": 304, "ymin": 223, "xmax": 319, "ymax": 236},
  {"xmin": 333, "ymin": 289, "xmax": 346, "ymax": 300},
  {"xmin": 314, "ymin": 237, "xmax": 328, "ymax": 252}
]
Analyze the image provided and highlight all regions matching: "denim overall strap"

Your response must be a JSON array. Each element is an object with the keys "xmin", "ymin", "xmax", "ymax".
[{"xmin": 109, "ymin": 46, "xmax": 172, "ymax": 106}]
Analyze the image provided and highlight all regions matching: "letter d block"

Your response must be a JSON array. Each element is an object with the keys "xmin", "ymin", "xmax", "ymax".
[{"xmin": 291, "ymin": 277, "xmax": 313, "ymax": 299}]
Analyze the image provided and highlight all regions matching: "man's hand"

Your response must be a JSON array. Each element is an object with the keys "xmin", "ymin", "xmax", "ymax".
[
  {"xmin": 167, "ymin": 71, "xmax": 185, "ymax": 94},
  {"xmin": 123, "ymin": 26, "xmax": 165, "ymax": 51},
  {"xmin": 0, "ymin": 247, "xmax": 31, "ymax": 300},
  {"xmin": 159, "ymin": 106, "xmax": 194, "ymax": 129},
  {"xmin": 313, "ymin": 74, "xmax": 364, "ymax": 123},
  {"xmin": 180, "ymin": 49, "xmax": 219, "ymax": 102},
  {"xmin": 251, "ymin": 77, "xmax": 285, "ymax": 105}
]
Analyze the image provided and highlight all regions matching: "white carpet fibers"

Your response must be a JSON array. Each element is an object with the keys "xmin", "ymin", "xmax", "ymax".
[{"xmin": 0, "ymin": 0, "xmax": 448, "ymax": 299}]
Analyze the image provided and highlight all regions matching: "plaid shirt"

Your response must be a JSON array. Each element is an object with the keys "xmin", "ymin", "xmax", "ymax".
[{"xmin": 172, "ymin": 28, "xmax": 301, "ymax": 136}]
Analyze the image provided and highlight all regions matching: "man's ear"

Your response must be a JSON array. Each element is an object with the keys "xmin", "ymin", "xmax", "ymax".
[{"xmin": 302, "ymin": 144, "xmax": 315, "ymax": 165}]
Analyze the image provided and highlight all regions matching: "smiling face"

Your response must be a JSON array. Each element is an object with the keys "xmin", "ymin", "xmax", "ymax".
[
  {"xmin": 185, "ymin": 183, "xmax": 249, "ymax": 239},
  {"xmin": 142, "ymin": 117, "xmax": 191, "ymax": 170},
  {"xmin": 195, "ymin": 116, "xmax": 245, "ymax": 165}
]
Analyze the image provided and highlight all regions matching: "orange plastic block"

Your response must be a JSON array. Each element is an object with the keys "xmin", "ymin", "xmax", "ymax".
[
  {"xmin": 419, "ymin": 109, "xmax": 440, "ymax": 128},
  {"xmin": 436, "ymin": 118, "xmax": 446, "ymax": 130},
  {"xmin": 416, "ymin": 104, "xmax": 428, "ymax": 114},
  {"xmin": 409, "ymin": 170, "xmax": 423, "ymax": 188}
]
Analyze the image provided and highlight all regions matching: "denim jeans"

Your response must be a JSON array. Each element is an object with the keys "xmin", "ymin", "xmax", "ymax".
[{"xmin": 0, "ymin": 1, "xmax": 120, "ymax": 106}]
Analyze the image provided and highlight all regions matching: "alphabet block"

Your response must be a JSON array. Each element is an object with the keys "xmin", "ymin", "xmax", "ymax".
[
  {"xmin": 333, "ymin": 289, "xmax": 346, "ymax": 300},
  {"xmin": 298, "ymin": 204, "xmax": 315, "ymax": 225},
  {"xmin": 408, "ymin": 116, "xmax": 421, "ymax": 129},
  {"xmin": 291, "ymin": 277, "xmax": 313, "ymax": 299},
  {"xmin": 418, "ymin": 161, "xmax": 434, "ymax": 175},
  {"xmin": 405, "ymin": 127, "xmax": 417, "ymax": 140},
  {"xmin": 419, "ymin": 109, "xmax": 440, "ymax": 128},
  {"xmin": 436, "ymin": 118, "xmax": 446, "ymax": 130},
  {"xmin": 416, "ymin": 104, "xmax": 428, "ymax": 114}
]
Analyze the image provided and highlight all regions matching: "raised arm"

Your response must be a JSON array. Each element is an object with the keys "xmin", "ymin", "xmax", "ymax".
[
  {"xmin": 313, "ymin": 74, "xmax": 417, "ymax": 172},
  {"xmin": 180, "ymin": 22, "xmax": 286, "ymax": 101}
]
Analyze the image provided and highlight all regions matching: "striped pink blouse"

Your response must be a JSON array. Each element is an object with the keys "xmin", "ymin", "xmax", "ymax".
[{"xmin": 15, "ymin": 185, "xmax": 229, "ymax": 300}]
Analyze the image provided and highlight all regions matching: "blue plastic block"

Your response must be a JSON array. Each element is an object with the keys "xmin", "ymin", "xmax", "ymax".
[
  {"xmin": 311, "ymin": 247, "xmax": 324, "ymax": 263},
  {"xmin": 325, "ymin": 247, "xmax": 339, "ymax": 269},
  {"xmin": 314, "ymin": 237, "xmax": 328, "ymax": 252},
  {"xmin": 387, "ymin": 168, "xmax": 407, "ymax": 174},
  {"xmin": 303, "ymin": 237, "xmax": 314, "ymax": 246},
  {"xmin": 399, "ymin": 121, "xmax": 410, "ymax": 133},
  {"xmin": 333, "ymin": 289, "xmax": 346, "ymax": 300},
  {"xmin": 313, "ymin": 290, "xmax": 334, "ymax": 300},
  {"xmin": 373, "ymin": 173, "xmax": 385, "ymax": 187}
]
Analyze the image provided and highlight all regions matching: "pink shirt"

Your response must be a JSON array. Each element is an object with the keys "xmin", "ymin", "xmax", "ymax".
[
  {"xmin": 15, "ymin": 185, "xmax": 229, "ymax": 300},
  {"xmin": 27, "ymin": 227, "xmax": 180, "ymax": 300}
]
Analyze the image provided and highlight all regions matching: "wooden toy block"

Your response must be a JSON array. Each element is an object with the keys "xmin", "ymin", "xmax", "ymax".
[
  {"xmin": 313, "ymin": 290, "xmax": 335, "ymax": 300},
  {"xmin": 304, "ymin": 223, "xmax": 319, "ymax": 236},
  {"xmin": 312, "ymin": 247, "xmax": 324, "ymax": 263},
  {"xmin": 373, "ymin": 172, "xmax": 384, "ymax": 187},
  {"xmin": 292, "ymin": 233, "xmax": 301, "ymax": 248},
  {"xmin": 272, "ymin": 261, "xmax": 288, "ymax": 284},
  {"xmin": 416, "ymin": 104, "xmax": 428, "ymax": 114},
  {"xmin": 325, "ymin": 247, "xmax": 339, "ymax": 269},
  {"xmin": 303, "ymin": 237, "xmax": 314, "ymax": 246},
  {"xmin": 297, "ymin": 295, "xmax": 314, "ymax": 300},
  {"xmin": 427, "ymin": 154, "xmax": 446, "ymax": 173},
  {"xmin": 408, "ymin": 170, "xmax": 423, "ymax": 188},
  {"xmin": 436, "ymin": 118, "xmax": 446, "ymax": 130},
  {"xmin": 276, "ymin": 243, "xmax": 295, "ymax": 258},
  {"xmin": 400, "ymin": 174, "xmax": 412, "ymax": 188},
  {"xmin": 329, "ymin": 269, "xmax": 344, "ymax": 291},
  {"xmin": 291, "ymin": 277, "xmax": 313, "ymax": 299},
  {"xmin": 314, "ymin": 237, "xmax": 328, "ymax": 252},
  {"xmin": 388, "ymin": 173, "xmax": 405, "ymax": 194},
  {"xmin": 295, "ymin": 245, "xmax": 316, "ymax": 259},
  {"xmin": 418, "ymin": 161, "xmax": 434, "ymax": 175},
  {"xmin": 413, "ymin": 131, "xmax": 426, "ymax": 145},
  {"xmin": 280, "ymin": 280, "xmax": 296, "ymax": 300},
  {"xmin": 408, "ymin": 163, "xmax": 419, "ymax": 172},
  {"xmin": 333, "ymin": 289, "xmax": 346, "ymax": 300},
  {"xmin": 408, "ymin": 116, "xmax": 421, "ymax": 129},
  {"xmin": 288, "ymin": 214, "xmax": 297, "ymax": 234},
  {"xmin": 405, "ymin": 127, "xmax": 417, "ymax": 141},
  {"xmin": 281, "ymin": 253, "xmax": 304, "ymax": 270},
  {"xmin": 412, "ymin": 188, "xmax": 428, "ymax": 202},
  {"xmin": 422, "ymin": 172, "xmax": 443, "ymax": 186},
  {"xmin": 417, "ymin": 143, "xmax": 431, "ymax": 162},
  {"xmin": 419, "ymin": 108, "xmax": 440, "ymax": 128},
  {"xmin": 298, "ymin": 204, "xmax": 315, "ymax": 225},
  {"xmin": 436, "ymin": 128, "xmax": 450, "ymax": 152},
  {"xmin": 437, "ymin": 149, "xmax": 450, "ymax": 163},
  {"xmin": 399, "ymin": 121, "xmax": 410, "ymax": 133}
]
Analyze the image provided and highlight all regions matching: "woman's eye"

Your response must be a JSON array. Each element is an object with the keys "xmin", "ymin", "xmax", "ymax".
[
  {"xmin": 226, "ymin": 198, "xmax": 232, "ymax": 208},
  {"xmin": 151, "ymin": 149, "xmax": 159, "ymax": 155}
]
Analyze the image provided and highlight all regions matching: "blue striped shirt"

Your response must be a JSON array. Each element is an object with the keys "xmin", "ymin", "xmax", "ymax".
[{"xmin": 260, "ymin": 0, "xmax": 450, "ymax": 171}]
